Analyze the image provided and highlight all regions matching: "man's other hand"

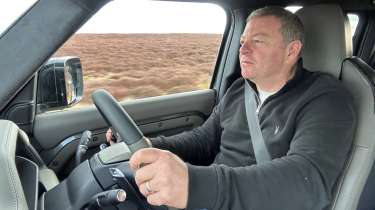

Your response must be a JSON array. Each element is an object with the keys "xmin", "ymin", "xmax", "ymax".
[
  {"xmin": 129, "ymin": 148, "xmax": 188, "ymax": 209},
  {"xmin": 105, "ymin": 128, "xmax": 116, "ymax": 145}
]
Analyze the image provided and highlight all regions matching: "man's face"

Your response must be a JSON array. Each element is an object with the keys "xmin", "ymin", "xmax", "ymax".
[{"xmin": 239, "ymin": 16, "xmax": 290, "ymax": 82}]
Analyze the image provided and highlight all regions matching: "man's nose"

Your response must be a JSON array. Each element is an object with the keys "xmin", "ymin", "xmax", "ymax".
[{"xmin": 239, "ymin": 42, "xmax": 251, "ymax": 54}]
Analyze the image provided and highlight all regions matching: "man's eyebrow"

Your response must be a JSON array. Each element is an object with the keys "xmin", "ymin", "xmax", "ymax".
[
  {"xmin": 252, "ymin": 32, "xmax": 269, "ymax": 38},
  {"xmin": 240, "ymin": 32, "xmax": 269, "ymax": 41}
]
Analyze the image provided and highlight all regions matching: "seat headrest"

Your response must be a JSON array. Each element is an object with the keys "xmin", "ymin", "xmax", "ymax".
[{"xmin": 296, "ymin": 4, "xmax": 353, "ymax": 78}]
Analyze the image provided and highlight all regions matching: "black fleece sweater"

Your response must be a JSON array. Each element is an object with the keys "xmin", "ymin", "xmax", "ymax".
[{"xmin": 151, "ymin": 64, "xmax": 356, "ymax": 210}]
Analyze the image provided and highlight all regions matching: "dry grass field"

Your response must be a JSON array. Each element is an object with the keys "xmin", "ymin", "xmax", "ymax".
[{"xmin": 54, "ymin": 33, "xmax": 222, "ymax": 106}]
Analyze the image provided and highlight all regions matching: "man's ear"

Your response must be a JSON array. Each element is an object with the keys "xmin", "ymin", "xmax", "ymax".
[{"xmin": 286, "ymin": 40, "xmax": 303, "ymax": 63}]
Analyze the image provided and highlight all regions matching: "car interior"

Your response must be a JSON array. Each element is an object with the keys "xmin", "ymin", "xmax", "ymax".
[{"xmin": 1, "ymin": 0, "xmax": 375, "ymax": 209}]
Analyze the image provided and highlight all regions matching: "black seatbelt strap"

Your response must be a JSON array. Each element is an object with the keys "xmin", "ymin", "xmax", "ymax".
[{"xmin": 244, "ymin": 80, "xmax": 272, "ymax": 164}]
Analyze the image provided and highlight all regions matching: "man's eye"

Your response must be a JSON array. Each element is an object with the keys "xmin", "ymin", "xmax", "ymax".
[{"xmin": 253, "ymin": 39, "xmax": 263, "ymax": 44}]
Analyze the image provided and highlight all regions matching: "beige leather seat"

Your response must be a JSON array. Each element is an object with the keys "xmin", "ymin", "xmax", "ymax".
[{"xmin": 296, "ymin": 4, "xmax": 375, "ymax": 210}]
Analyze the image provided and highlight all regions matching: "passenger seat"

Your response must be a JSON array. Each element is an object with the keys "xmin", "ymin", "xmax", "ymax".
[{"xmin": 296, "ymin": 4, "xmax": 375, "ymax": 210}]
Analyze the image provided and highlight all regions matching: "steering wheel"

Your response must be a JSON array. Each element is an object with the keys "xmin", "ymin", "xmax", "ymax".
[
  {"xmin": 91, "ymin": 90, "xmax": 161, "ymax": 209},
  {"xmin": 91, "ymin": 89, "xmax": 151, "ymax": 153}
]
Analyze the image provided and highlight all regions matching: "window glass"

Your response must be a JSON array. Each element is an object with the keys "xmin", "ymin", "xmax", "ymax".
[
  {"xmin": 54, "ymin": 0, "xmax": 226, "ymax": 108},
  {"xmin": 347, "ymin": 13, "xmax": 359, "ymax": 37},
  {"xmin": 285, "ymin": 6, "xmax": 302, "ymax": 13},
  {"xmin": 0, "ymin": 0, "xmax": 38, "ymax": 35}
]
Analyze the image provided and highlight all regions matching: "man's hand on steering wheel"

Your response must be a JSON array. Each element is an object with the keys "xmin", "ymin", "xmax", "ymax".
[
  {"xmin": 106, "ymin": 125, "xmax": 189, "ymax": 209},
  {"xmin": 129, "ymin": 148, "xmax": 189, "ymax": 209}
]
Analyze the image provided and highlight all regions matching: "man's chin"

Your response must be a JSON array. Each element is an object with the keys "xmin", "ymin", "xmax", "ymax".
[{"xmin": 241, "ymin": 71, "xmax": 255, "ymax": 81}]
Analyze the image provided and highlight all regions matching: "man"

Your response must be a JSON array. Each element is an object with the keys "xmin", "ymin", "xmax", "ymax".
[{"xmin": 107, "ymin": 7, "xmax": 356, "ymax": 210}]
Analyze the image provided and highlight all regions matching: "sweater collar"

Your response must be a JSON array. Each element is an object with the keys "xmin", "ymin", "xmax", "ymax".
[
  {"xmin": 276, "ymin": 58, "xmax": 305, "ymax": 94},
  {"xmin": 248, "ymin": 58, "xmax": 306, "ymax": 95}
]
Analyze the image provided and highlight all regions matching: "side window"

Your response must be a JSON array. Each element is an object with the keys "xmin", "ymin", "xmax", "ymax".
[
  {"xmin": 347, "ymin": 13, "xmax": 359, "ymax": 36},
  {"xmin": 1, "ymin": 0, "xmax": 38, "ymax": 35},
  {"xmin": 285, "ymin": 6, "xmax": 302, "ymax": 13},
  {"xmin": 54, "ymin": 1, "xmax": 226, "ymax": 108}
]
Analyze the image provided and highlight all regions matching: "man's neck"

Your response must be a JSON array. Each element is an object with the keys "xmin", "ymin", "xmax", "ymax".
[{"xmin": 255, "ymin": 65, "xmax": 297, "ymax": 92}]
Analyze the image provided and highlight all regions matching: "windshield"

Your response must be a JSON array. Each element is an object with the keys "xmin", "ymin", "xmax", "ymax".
[{"xmin": 0, "ymin": 0, "xmax": 38, "ymax": 35}]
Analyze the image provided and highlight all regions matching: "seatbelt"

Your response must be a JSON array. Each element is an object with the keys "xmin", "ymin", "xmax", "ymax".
[{"xmin": 244, "ymin": 80, "xmax": 272, "ymax": 164}]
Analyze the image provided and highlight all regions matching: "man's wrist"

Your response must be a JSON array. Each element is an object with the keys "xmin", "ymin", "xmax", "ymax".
[{"xmin": 186, "ymin": 164, "xmax": 218, "ymax": 210}]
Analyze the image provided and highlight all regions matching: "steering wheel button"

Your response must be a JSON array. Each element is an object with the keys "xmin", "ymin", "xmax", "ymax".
[{"xmin": 98, "ymin": 142, "xmax": 132, "ymax": 164}]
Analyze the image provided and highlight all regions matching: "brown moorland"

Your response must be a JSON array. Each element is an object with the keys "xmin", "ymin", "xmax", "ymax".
[{"xmin": 54, "ymin": 33, "xmax": 222, "ymax": 106}]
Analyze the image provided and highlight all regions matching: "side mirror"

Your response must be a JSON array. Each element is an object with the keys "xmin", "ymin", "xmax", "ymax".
[{"xmin": 37, "ymin": 56, "xmax": 84, "ymax": 112}]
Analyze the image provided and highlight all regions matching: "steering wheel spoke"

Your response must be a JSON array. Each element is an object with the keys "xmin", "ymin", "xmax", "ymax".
[{"xmin": 92, "ymin": 89, "xmax": 151, "ymax": 153}]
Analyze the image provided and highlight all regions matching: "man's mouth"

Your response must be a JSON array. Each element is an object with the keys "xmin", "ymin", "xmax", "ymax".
[
  {"xmin": 241, "ymin": 60, "xmax": 254, "ymax": 65},
  {"xmin": 240, "ymin": 55, "xmax": 254, "ymax": 64}
]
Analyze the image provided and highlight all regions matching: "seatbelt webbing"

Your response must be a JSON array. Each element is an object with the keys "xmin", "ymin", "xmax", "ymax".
[{"xmin": 244, "ymin": 80, "xmax": 272, "ymax": 164}]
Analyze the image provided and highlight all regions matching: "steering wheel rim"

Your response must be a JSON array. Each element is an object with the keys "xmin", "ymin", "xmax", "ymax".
[{"xmin": 92, "ymin": 89, "xmax": 151, "ymax": 153}]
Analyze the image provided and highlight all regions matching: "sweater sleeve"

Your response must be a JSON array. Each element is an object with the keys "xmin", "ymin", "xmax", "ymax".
[
  {"xmin": 186, "ymin": 89, "xmax": 356, "ymax": 210},
  {"xmin": 150, "ymin": 103, "xmax": 222, "ymax": 165}
]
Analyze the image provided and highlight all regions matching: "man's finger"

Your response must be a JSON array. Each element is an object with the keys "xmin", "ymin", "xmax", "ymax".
[
  {"xmin": 134, "ymin": 162, "xmax": 157, "ymax": 186},
  {"xmin": 138, "ymin": 182, "xmax": 149, "ymax": 197},
  {"xmin": 139, "ymin": 179, "xmax": 158, "ymax": 197},
  {"xmin": 129, "ymin": 148, "xmax": 164, "ymax": 171},
  {"xmin": 146, "ymin": 191, "xmax": 166, "ymax": 206}
]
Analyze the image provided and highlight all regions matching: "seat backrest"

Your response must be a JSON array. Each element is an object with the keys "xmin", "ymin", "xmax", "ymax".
[
  {"xmin": 357, "ymin": 156, "xmax": 375, "ymax": 209},
  {"xmin": 296, "ymin": 4, "xmax": 375, "ymax": 210},
  {"xmin": 334, "ymin": 57, "xmax": 375, "ymax": 210},
  {"xmin": 296, "ymin": 4, "xmax": 352, "ymax": 78}
]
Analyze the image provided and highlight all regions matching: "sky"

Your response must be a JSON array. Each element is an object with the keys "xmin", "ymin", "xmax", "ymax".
[
  {"xmin": 1, "ymin": 0, "xmax": 227, "ymax": 34},
  {"xmin": 1, "ymin": 1, "xmax": 357, "ymax": 35},
  {"xmin": 0, "ymin": 0, "xmax": 37, "ymax": 34}
]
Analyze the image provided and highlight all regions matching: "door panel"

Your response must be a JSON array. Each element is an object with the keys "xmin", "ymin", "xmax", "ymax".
[{"xmin": 33, "ymin": 89, "xmax": 216, "ymax": 174}]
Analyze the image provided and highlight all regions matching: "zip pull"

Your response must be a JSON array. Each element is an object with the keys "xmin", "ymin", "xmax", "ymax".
[
  {"xmin": 256, "ymin": 106, "xmax": 261, "ymax": 114},
  {"xmin": 255, "ymin": 93, "xmax": 261, "ymax": 116}
]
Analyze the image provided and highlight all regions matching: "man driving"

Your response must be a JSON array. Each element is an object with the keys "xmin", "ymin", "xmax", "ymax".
[{"xmin": 107, "ymin": 6, "xmax": 356, "ymax": 210}]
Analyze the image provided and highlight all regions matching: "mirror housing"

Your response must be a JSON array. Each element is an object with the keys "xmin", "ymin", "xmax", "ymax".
[{"xmin": 37, "ymin": 56, "xmax": 84, "ymax": 112}]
